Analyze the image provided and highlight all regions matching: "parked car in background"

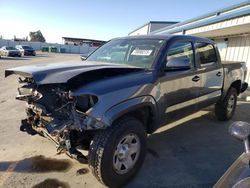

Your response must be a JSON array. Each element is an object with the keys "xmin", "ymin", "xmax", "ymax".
[
  {"xmin": 16, "ymin": 45, "xmax": 36, "ymax": 56},
  {"xmin": 0, "ymin": 46, "xmax": 21, "ymax": 57}
]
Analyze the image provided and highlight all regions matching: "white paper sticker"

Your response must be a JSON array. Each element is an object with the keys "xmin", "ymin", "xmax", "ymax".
[{"xmin": 131, "ymin": 48, "xmax": 152, "ymax": 56}]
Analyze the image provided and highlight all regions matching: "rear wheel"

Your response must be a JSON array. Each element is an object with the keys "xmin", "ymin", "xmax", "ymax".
[
  {"xmin": 88, "ymin": 117, "xmax": 147, "ymax": 187},
  {"xmin": 215, "ymin": 87, "xmax": 237, "ymax": 121}
]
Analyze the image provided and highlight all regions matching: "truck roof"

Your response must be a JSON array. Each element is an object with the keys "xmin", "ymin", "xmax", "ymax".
[{"xmin": 114, "ymin": 34, "xmax": 214, "ymax": 44}]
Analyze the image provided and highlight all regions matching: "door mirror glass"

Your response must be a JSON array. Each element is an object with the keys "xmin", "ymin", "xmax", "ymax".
[{"xmin": 80, "ymin": 54, "xmax": 87, "ymax": 61}]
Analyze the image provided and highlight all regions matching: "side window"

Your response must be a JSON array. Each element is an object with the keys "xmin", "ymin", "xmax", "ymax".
[
  {"xmin": 166, "ymin": 41, "xmax": 194, "ymax": 69},
  {"xmin": 196, "ymin": 43, "xmax": 217, "ymax": 66}
]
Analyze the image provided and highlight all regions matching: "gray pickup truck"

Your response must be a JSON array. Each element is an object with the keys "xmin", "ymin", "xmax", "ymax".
[{"xmin": 5, "ymin": 35, "xmax": 248, "ymax": 187}]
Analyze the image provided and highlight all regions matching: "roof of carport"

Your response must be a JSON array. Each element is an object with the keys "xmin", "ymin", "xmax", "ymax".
[{"xmin": 152, "ymin": 1, "xmax": 250, "ymax": 35}]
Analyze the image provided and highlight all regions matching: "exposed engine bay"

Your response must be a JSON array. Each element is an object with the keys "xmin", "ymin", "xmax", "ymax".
[
  {"xmin": 5, "ymin": 61, "xmax": 145, "ymax": 163},
  {"xmin": 17, "ymin": 76, "xmax": 104, "ymax": 162}
]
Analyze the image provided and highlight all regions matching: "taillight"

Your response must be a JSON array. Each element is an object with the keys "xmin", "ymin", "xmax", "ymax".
[{"xmin": 244, "ymin": 66, "xmax": 248, "ymax": 81}]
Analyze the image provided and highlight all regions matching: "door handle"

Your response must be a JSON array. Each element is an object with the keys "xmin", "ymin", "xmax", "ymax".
[
  {"xmin": 192, "ymin": 75, "xmax": 200, "ymax": 82},
  {"xmin": 216, "ymin": 71, "xmax": 222, "ymax": 77}
]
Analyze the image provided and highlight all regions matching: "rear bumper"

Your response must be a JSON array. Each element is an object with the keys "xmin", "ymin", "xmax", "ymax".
[
  {"xmin": 24, "ymin": 51, "xmax": 36, "ymax": 56},
  {"xmin": 241, "ymin": 82, "xmax": 248, "ymax": 93},
  {"xmin": 8, "ymin": 53, "xmax": 21, "ymax": 57}
]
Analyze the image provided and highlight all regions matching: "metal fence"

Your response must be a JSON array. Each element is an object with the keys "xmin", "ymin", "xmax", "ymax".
[{"xmin": 0, "ymin": 39, "xmax": 97, "ymax": 55}]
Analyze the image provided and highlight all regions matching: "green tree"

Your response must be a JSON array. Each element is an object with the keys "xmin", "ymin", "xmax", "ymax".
[{"xmin": 29, "ymin": 30, "xmax": 46, "ymax": 42}]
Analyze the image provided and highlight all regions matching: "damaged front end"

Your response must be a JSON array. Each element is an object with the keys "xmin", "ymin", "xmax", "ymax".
[{"xmin": 17, "ymin": 76, "xmax": 105, "ymax": 163}]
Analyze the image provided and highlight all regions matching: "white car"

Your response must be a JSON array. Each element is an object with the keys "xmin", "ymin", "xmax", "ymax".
[{"xmin": 0, "ymin": 46, "xmax": 21, "ymax": 58}]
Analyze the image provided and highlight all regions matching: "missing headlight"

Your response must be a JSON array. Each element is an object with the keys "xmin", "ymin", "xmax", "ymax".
[{"xmin": 75, "ymin": 95, "xmax": 98, "ymax": 113}]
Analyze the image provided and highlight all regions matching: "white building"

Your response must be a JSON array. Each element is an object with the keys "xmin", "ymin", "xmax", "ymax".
[
  {"xmin": 130, "ymin": 1, "xmax": 250, "ymax": 83},
  {"xmin": 128, "ymin": 21, "xmax": 178, "ymax": 36}
]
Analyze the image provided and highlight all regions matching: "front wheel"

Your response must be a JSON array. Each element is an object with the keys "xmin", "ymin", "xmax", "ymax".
[
  {"xmin": 88, "ymin": 117, "xmax": 147, "ymax": 187},
  {"xmin": 215, "ymin": 87, "xmax": 237, "ymax": 121}
]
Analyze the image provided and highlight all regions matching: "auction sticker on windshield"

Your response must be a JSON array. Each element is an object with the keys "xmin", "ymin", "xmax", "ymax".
[{"xmin": 131, "ymin": 48, "xmax": 153, "ymax": 56}]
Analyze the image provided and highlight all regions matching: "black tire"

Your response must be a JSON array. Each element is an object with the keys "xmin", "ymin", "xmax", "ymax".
[
  {"xmin": 215, "ymin": 87, "xmax": 237, "ymax": 121},
  {"xmin": 88, "ymin": 117, "xmax": 147, "ymax": 187}
]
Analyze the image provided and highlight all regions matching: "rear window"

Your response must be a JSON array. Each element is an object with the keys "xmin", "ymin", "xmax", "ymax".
[
  {"xmin": 22, "ymin": 46, "xmax": 33, "ymax": 49},
  {"xmin": 6, "ymin": 47, "xmax": 16, "ymax": 50},
  {"xmin": 196, "ymin": 43, "xmax": 217, "ymax": 65}
]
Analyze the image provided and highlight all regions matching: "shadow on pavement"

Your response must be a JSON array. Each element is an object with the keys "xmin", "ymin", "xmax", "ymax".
[
  {"xmin": 0, "ymin": 57, "xmax": 31, "ymax": 60},
  {"xmin": 22, "ymin": 54, "xmax": 50, "ymax": 58},
  {"xmin": 126, "ymin": 102, "xmax": 250, "ymax": 188},
  {"xmin": 0, "ymin": 54, "xmax": 50, "ymax": 60},
  {"xmin": 32, "ymin": 179, "xmax": 70, "ymax": 188}
]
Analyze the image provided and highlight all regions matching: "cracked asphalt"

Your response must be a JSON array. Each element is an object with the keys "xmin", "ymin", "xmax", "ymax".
[{"xmin": 0, "ymin": 53, "xmax": 249, "ymax": 188}]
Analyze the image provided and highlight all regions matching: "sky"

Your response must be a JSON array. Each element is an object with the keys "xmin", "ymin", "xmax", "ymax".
[{"xmin": 0, "ymin": 0, "xmax": 246, "ymax": 43}]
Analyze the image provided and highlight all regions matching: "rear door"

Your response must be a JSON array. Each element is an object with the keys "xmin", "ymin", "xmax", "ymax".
[{"xmin": 195, "ymin": 42, "xmax": 224, "ymax": 108}]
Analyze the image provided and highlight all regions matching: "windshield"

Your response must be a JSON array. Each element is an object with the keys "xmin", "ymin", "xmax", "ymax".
[
  {"xmin": 6, "ymin": 47, "xmax": 17, "ymax": 50},
  {"xmin": 87, "ymin": 38, "xmax": 166, "ymax": 68},
  {"xmin": 22, "ymin": 46, "xmax": 33, "ymax": 49}
]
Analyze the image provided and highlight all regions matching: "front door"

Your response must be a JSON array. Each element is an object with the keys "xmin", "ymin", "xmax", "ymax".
[{"xmin": 158, "ymin": 40, "xmax": 201, "ymax": 125}]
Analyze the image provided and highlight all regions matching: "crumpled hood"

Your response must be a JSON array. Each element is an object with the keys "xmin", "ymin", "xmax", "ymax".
[{"xmin": 5, "ymin": 61, "xmax": 143, "ymax": 85}]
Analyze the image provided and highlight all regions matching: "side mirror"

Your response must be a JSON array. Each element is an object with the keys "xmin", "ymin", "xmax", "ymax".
[
  {"xmin": 80, "ymin": 54, "xmax": 87, "ymax": 61},
  {"xmin": 166, "ymin": 57, "xmax": 191, "ymax": 69},
  {"xmin": 229, "ymin": 121, "xmax": 250, "ymax": 153}
]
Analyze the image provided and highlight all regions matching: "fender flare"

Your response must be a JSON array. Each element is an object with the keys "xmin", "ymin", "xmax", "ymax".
[{"xmin": 102, "ymin": 95, "xmax": 159, "ymax": 132}]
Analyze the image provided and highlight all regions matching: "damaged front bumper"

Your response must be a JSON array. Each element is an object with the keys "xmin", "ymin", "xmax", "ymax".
[
  {"xmin": 21, "ymin": 118, "xmax": 89, "ymax": 162},
  {"xmin": 17, "ymin": 83, "xmax": 106, "ymax": 163}
]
